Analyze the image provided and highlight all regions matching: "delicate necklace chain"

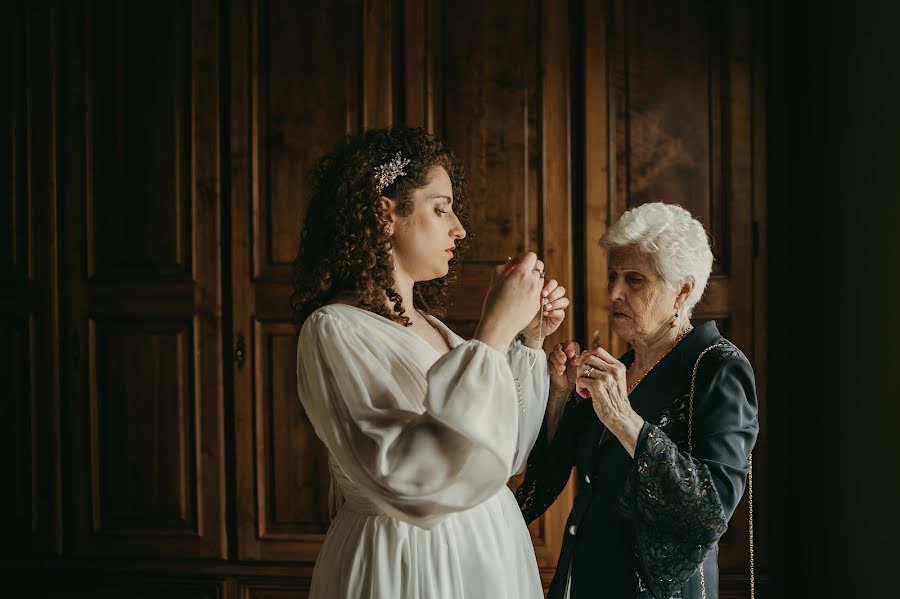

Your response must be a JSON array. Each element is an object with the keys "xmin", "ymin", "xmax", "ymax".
[
  {"xmin": 528, "ymin": 306, "xmax": 544, "ymax": 370},
  {"xmin": 626, "ymin": 325, "xmax": 693, "ymax": 394}
]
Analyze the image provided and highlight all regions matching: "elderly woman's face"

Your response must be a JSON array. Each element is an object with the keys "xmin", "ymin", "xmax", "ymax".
[{"xmin": 607, "ymin": 246, "xmax": 678, "ymax": 343}]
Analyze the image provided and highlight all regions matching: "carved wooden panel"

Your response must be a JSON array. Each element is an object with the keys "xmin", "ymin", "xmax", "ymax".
[
  {"xmin": 1, "ymin": 0, "xmax": 27, "ymax": 278},
  {"xmin": 230, "ymin": 0, "xmax": 374, "ymax": 561},
  {"xmin": 251, "ymin": 0, "xmax": 364, "ymax": 281},
  {"xmin": 88, "ymin": 318, "xmax": 197, "ymax": 533},
  {"xmin": 241, "ymin": 581, "xmax": 311, "ymax": 599},
  {"xmin": 440, "ymin": 0, "xmax": 540, "ymax": 264},
  {"xmin": 63, "ymin": 0, "xmax": 225, "ymax": 558},
  {"xmin": 612, "ymin": 0, "xmax": 730, "ymax": 275},
  {"xmin": 2, "ymin": 317, "xmax": 33, "ymax": 536},
  {"xmin": 8, "ymin": 1, "xmax": 769, "ymax": 596},
  {"xmin": 87, "ymin": 0, "xmax": 192, "ymax": 280},
  {"xmin": 254, "ymin": 320, "xmax": 330, "ymax": 536},
  {"xmin": 419, "ymin": 0, "xmax": 576, "ymax": 574},
  {"xmin": 2, "ymin": 0, "xmax": 33, "ymax": 545},
  {"xmin": 58, "ymin": 578, "xmax": 225, "ymax": 599},
  {"xmin": 422, "ymin": 0, "xmax": 539, "ymax": 335},
  {"xmin": 587, "ymin": 0, "xmax": 766, "ymax": 594},
  {"xmin": 4, "ymin": 0, "xmax": 63, "ymax": 556},
  {"xmin": 607, "ymin": 0, "xmax": 756, "ymax": 352}
]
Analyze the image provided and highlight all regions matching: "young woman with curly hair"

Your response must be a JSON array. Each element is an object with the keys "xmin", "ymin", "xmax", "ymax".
[{"xmin": 293, "ymin": 127, "xmax": 570, "ymax": 598}]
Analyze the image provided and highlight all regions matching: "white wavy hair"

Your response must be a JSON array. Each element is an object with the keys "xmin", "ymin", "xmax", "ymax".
[{"xmin": 600, "ymin": 202, "xmax": 714, "ymax": 317}]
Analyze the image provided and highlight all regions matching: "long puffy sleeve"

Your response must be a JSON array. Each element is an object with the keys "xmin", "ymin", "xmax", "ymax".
[
  {"xmin": 296, "ymin": 310, "xmax": 523, "ymax": 529},
  {"xmin": 507, "ymin": 341, "xmax": 551, "ymax": 475},
  {"xmin": 620, "ymin": 348, "xmax": 759, "ymax": 599}
]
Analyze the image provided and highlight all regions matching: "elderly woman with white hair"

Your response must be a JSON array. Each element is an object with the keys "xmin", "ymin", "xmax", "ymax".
[{"xmin": 517, "ymin": 202, "xmax": 759, "ymax": 599}]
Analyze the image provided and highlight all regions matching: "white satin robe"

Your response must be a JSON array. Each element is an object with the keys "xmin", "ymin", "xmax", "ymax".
[{"xmin": 296, "ymin": 304, "xmax": 549, "ymax": 598}]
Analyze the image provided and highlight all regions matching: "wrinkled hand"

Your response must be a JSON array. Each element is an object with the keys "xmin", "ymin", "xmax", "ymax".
[
  {"xmin": 574, "ymin": 346, "xmax": 634, "ymax": 430},
  {"xmin": 545, "ymin": 339, "xmax": 582, "ymax": 443},
  {"xmin": 547, "ymin": 340, "xmax": 581, "ymax": 396},
  {"xmin": 521, "ymin": 278, "xmax": 570, "ymax": 348}
]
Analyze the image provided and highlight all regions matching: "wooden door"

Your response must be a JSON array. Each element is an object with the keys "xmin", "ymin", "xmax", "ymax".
[
  {"xmin": 583, "ymin": 0, "xmax": 768, "ymax": 595},
  {"xmin": 230, "ymin": 0, "xmax": 577, "ymax": 574},
  {"xmin": 408, "ymin": 0, "xmax": 578, "ymax": 581},
  {"xmin": 2, "ymin": 0, "xmax": 63, "ymax": 557},
  {"xmin": 61, "ymin": 0, "xmax": 227, "ymax": 559},
  {"xmin": 229, "ymin": 0, "xmax": 395, "ymax": 561}
]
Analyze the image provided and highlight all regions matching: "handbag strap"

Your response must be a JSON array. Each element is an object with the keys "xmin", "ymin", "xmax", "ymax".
[{"xmin": 688, "ymin": 342, "xmax": 755, "ymax": 599}]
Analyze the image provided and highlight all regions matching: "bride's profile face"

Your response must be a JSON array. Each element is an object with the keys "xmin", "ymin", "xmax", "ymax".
[{"xmin": 389, "ymin": 166, "xmax": 467, "ymax": 282}]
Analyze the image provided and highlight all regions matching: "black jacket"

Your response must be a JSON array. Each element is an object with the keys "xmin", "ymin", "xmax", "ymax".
[{"xmin": 517, "ymin": 321, "xmax": 759, "ymax": 599}]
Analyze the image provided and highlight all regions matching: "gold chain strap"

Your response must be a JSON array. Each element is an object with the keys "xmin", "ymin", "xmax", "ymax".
[
  {"xmin": 688, "ymin": 343, "xmax": 754, "ymax": 599},
  {"xmin": 748, "ymin": 453, "xmax": 755, "ymax": 599}
]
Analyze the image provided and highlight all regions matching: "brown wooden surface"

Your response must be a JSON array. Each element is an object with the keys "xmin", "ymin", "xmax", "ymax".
[
  {"xmin": 12, "ymin": 0, "xmax": 769, "ymax": 596},
  {"xmin": 61, "ymin": 0, "xmax": 226, "ymax": 559},
  {"xmin": 230, "ymin": 0, "xmax": 371, "ymax": 562},
  {"xmin": 56, "ymin": 578, "xmax": 226, "ymax": 599},
  {"xmin": 594, "ymin": 0, "xmax": 767, "ymax": 592},
  {"xmin": 240, "ymin": 582, "xmax": 311, "ymax": 599},
  {"xmin": 2, "ymin": 0, "xmax": 63, "ymax": 557}
]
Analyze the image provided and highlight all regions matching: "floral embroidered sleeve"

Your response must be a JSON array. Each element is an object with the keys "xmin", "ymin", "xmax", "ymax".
[
  {"xmin": 516, "ymin": 393, "xmax": 587, "ymax": 524},
  {"xmin": 619, "ymin": 350, "xmax": 759, "ymax": 599}
]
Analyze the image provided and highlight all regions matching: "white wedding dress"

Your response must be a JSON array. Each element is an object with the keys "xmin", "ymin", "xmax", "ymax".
[{"xmin": 296, "ymin": 304, "xmax": 549, "ymax": 598}]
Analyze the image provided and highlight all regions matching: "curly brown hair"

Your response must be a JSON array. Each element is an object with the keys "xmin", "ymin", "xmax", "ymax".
[{"xmin": 291, "ymin": 127, "xmax": 470, "ymax": 326}]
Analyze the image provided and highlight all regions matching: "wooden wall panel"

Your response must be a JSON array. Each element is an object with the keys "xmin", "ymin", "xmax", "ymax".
[
  {"xmin": 87, "ymin": 0, "xmax": 192, "ymax": 279},
  {"xmin": 426, "ymin": 0, "xmax": 576, "ymax": 576},
  {"xmin": 240, "ymin": 581, "xmax": 311, "ymax": 599},
  {"xmin": 254, "ymin": 320, "xmax": 330, "ymax": 536},
  {"xmin": 9, "ymin": 1, "xmax": 768, "ymax": 596},
  {"xmin": 606, "ymin": 0, "xmax": 755, "ymax": 352},
  {"xmin": 1, "ymin": 0, "xmax": 27, "ymax": 279},
  {"xmin": 587, "ymin": 0, "xmax": 767, "ymax": 595},
  {"xmin": 3, "ymin": 0, "xmax": 63, "ymax": 556},
  {"xmin": 2, "ymin": 0, "xmax": 33, "ymax": 549},
  {"xmin": 437, "ymin": 0, "xmax": 541, "ymax": 340},
  {"xmin": 3, "ymin": 317, "xmax": 33, "ymax": 536},
  {"xmin": 402, "ymin": 0, "xmax": 438, "ymax": 132},
  {"xmin": 440, "ymin": 0, "xmax": 539, "ymax": 264},
  {"xmin": 614, "ymin": 0, "xmax": 727, "ymax": 268},
  {"xmin": 230, "ymin": 0, "xmax": 373, "ymax": 562},
  {"xmin": 251, "ymin": 0, "xmax": 364, "ymax": 281},
  {"xmin": 63, "ymin": 0, "xmax": 225, "ymax": 558},
  {"xmin": 88, "ymin": 319, "xmax": 197, "ymax": 533},
  {"xmin": 57, "ymin": 578, "xmax": 225, "ymax": 599}
]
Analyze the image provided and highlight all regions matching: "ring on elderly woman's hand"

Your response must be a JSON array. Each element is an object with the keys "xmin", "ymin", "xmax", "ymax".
[
  {"xmin": 534, "ymin": 268, "xmax": 546, "ymax": 278},
  {"xmin": 584, "ymin": 366, "xmax": 594, "ymax": 378}
]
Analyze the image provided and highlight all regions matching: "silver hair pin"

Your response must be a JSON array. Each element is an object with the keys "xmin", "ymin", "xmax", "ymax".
[{"xmin": 374, "ymin": 151, "xmax": 411, "ymax": 195}]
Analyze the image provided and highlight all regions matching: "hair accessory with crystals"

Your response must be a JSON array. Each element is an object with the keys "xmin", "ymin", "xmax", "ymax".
[{"xmin": 373, "ymin": 151, "xmax": 411, "ymax": 195}]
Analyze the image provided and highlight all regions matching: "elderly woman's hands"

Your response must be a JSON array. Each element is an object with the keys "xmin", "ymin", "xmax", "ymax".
[
  {"xmin": 548, "ymin": 340, "xmax": 581, "ymax": 394},
  {"xmin": 575, "ymin": 346, "xmax": 646, "ymax": 457},
  {"xmin": 543, "ymin": 340, "xmax": 580, "ymax": 443}
]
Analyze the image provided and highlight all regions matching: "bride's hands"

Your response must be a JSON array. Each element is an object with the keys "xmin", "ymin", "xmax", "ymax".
[
  {"xmin": 521, "ymin": 278, "xmax": 570, "ymax": 349},
  {"xmin": 474, "ymin": 252, "xmax": 545, "ymax": 353}
]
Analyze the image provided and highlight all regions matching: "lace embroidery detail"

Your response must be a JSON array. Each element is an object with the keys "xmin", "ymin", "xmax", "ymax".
[
  {"xmin": 620, "ymin": 424, "xmax": 726, "ymax": 598},
  {"xmin": 636, "ymin": 567, "xmax": 683, "ymax": 599},
  {"xmin": 516, "ymin": 393, "xmax": 580, "ymax": 524}
]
